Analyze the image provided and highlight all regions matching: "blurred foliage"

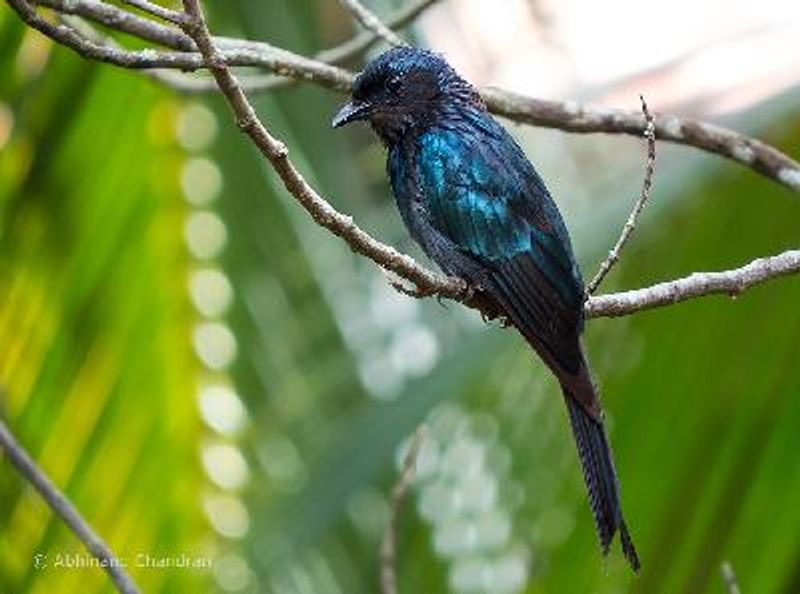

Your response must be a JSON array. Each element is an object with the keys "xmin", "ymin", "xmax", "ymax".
[
  {"xmin": 2, "ymin": 2, "xmax": 800, "ymax": 594},
  {"xmin": 0, "ymin": 9, "xmax": 208, "ymax": 594}
]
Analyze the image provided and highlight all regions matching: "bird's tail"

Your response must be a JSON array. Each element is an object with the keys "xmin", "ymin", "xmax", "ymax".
[{"xmin": 561, "ymin": 380, "xmax": 640, "ymax": 571}]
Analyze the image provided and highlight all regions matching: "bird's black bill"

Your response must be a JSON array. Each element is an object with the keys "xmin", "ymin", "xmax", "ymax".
[{"xmin": 331, "ymin": 101, "xmax": 370, "ymax": 128}]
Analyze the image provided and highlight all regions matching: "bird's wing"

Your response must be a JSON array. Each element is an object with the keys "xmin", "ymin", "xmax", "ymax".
[{"xmin": 416, "ymin": 127, "xmax": 587, "ymax": 378}]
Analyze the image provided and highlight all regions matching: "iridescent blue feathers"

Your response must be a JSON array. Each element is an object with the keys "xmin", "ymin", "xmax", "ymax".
[{"xmin": 333, "ymin": 46, "xmax": 639, "ymax": 571}]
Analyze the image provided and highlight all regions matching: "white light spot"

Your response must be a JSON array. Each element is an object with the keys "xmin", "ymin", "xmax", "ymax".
[
  {"xmin": 459, "ymin": 472, "xmax": 498, "ymax": 514},
  {"xmin": 359, "ymin": 353, "xmax": 403, "ymax": 400},
  {"xmin": 198, "ymin": 384, "xmax": 247, "ymax": 436},
  {"xmin": 419, "ymin": 480, "xmax": 458, "ymax": 524},
  {"xmin": 369, "ymin": 277, "xmax": 420, "ymax": 329},
  {"xmin": 389, "ymin": 324, "xmax": 440, "ymax": 377},
  {"xmin": 434, "ymin": 517, "xmax": 479, "ymax": 555},
  {"xmin": 177, "ymin": 102, "xmax": 218, "ymax": 151},
  {"xmin": 185, "ymin": 211, "xmax": 227, "ymax": 260},
  {"xmin": 396, "ymin": 436, "xmax": 440, "ymax": 482},
  {"xmin": 213, "ymin": 553, "xmax": 252, "ymax": 592},
  {"xmin": 450, "ymin": 557, "xmax": 487, "ymax": 592},
  {"xmin": 181, "ymin": 157, "xmax": 223, "ymax": 205},
  {"xmin": 489, "ymin": 551, "xmax": 529, "ymax": 592},
  {"xmin": 441, "ymin": 438, "xmax": 485, "ymax": 480},
  {"xmin": 202, "ymin": 442, "xmax": 250, "ymax": 490},
  {"xmin": 190, "ymin": 267, "xmax": 234, "ymax": 317},
  {"xmin": 193, "ymin": 321, "xmax": 237, "ymax": 370},
  {"xmin": 203, "ymin": 493, "xmax": 249, "ymax": 539},
  {"xmin": 449, "ymin": 550, "xmax": 528, "ymax": 593}
]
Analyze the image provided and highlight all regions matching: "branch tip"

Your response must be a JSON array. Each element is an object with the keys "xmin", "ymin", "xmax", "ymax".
[
  {"xmin": 381, "ymin": 425, "xmax": 426, "ymax": 594},
  {"xmin": 586, "ymin": 93, "xmax": 657, "ymax": 295}
]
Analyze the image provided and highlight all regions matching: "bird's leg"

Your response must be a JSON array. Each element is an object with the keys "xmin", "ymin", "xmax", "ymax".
[{"xmin": 461, "ymin": 287, "xmax": 512, "ymax": 326}]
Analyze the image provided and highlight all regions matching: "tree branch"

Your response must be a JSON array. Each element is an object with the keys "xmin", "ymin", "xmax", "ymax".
[
  {"xmin": 6, "ymin": 5, "xmax": 794, "ymax": 590},
  {"xmin": 338, "ymin": 0, "xmax": 405, "ymax": 47},
  {"xmin": 36, "ymin": 0, "xmax": 196, "ymax": 50},
  {"xmin": 321, "ymin": 0, "xmax": 437, "ymax": 64},
  {"xmin": 7, "ymin": 0, "xmax": 800, "ymax": 321},
  {"xmin": 33, "ymin": 0, "xmax": 436, "ymax": 65},
  {"xmin": 587, "ymin": 95, "xmax": 657, "ymax": 295},
  {"xmin": 17, "ymin": 0, "xmax": 800, "ymax": 193},
  {"xmin": 0, "ymin": 418, "xmax": 139, "ymax": 594},
  {"xmin": 35, "ymin": 0, "xmax": 429, "ymax": 94},
  {"xmin": 120, "ymin": 0, "xmax": 182, "ymax": 25},
  {"xmin": 480, "ymin": 87, "xmax": 800, "ymax": 193},
  {"xmin": 584, "ymin": 249, "xmax": 800, "ymax": 318},
  {"xmin": 381, "ymin": 426, "xmax": 426, "ymax": 594}
]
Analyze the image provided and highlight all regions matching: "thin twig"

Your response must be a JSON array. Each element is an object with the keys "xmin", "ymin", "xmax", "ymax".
[
  {"xmin": 323, "ymin": 0, "xmax": 436, "ymax": 64},
  {"xmin": 480, "ymin": 87, "xmax": 800, "ymax": 193},
  {"xmin": 587, "ymin": 95, "xmax": 657, "ymax": 295},
  {"xmin": 20, "ymin": 0, "xmax": 354, "ymax": 89},
  {"xmin": 584, "ymin": 248, "xmax": 800, "ymax": 318},
  {"xmin": 121, "ymin": 0, "xmax": 182, "ymax": 25},
  {"xmin": 57, "ymin": 11, "xmax": 190, "ymax": 90},
  {"xmin": 20, "ymin": 0, "xmax": 800, "ymax": 193},
  {"xmin": 9, "ymin": 0, "xmax": 800, "ymax": 320},
  {"xmin": 721, "ymin": 561, "xmax": 742, "ymax": 594},
  {"xmin": 0, "ymin": 419, "xmax": 139, "ymax": 594},
  {"xmin": 381, "ymin": 426, "xmax": 426, "ymax": 594},
  {"xmin": 35, "ymin": 0, "xmax": 196, "ymax": 50},
  {"xmin": 34, "ymin": 0, "xmax": 436, "ymax": 64},
  {"xmin": 338, "ymin": 0, "xmax": 405, "ymax": 47},
  {"xmin": 35, "ymin": 0, "xmax": 432, "ymax": 94}
]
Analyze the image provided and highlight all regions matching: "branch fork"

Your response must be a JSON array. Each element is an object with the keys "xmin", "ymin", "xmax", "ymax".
[
  {"xmin": 5, "ymin": 0, "xmax": 800, "ymax": 317},
  {"xmin": 4, "ymin": 4, "xmax": 800, "ymax": 594}
]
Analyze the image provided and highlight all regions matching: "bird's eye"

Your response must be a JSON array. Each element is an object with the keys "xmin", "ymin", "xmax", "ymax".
[{"xmin": 385, "ymin": 76, "xmax": 402, "ymax": 93}]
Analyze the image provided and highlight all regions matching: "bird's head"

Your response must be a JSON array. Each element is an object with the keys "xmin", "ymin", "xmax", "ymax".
[{"xmin": 332, "ymin": 47, "xmax": 481, "ymax": 144}]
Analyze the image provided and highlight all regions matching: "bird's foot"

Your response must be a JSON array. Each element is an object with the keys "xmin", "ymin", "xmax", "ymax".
[{"xmin": 384, "ymin": 270, "xmax": 437, "ymax": 299}]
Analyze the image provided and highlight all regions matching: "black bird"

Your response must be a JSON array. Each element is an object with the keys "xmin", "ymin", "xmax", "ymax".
[{"xmin": 333, "ymin": 47, "xmax": 639, "ymax": 570}]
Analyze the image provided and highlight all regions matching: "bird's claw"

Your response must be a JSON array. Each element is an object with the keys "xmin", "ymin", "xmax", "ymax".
[{"xmin": 458, "ymin": 282, "xmax": 476, "ymax": 302}]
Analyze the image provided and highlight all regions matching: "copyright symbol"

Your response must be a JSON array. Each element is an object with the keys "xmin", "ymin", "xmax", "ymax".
[{"xmin": 33, "ymin": 553, "xmax": 47, "ymax": 569}]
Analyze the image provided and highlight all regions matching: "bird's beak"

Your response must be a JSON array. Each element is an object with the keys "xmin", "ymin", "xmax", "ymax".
[{"xmin": 331, "ymin": 100, "xmax": 371, "ymax": 128}]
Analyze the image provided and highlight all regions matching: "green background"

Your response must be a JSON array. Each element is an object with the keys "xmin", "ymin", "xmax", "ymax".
[{"xmin": 1, "ymin": 2, "xmax": 799, "ymax": 593}]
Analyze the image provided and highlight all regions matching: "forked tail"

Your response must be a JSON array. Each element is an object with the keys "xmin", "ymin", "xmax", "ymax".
[{"xmin": 562, "ymin": 384, "xmax": 640, "ymax": 571}]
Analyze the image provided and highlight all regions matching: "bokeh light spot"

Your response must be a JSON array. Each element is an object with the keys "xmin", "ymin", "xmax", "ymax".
[
  {"xmin": 184, "ymin": 211, "xmax": 228, "ymax": 260},
  {"xmin": 190, "ymin": 267, "xmax": 234, "ymax": 318},
  {"xmin": 181, "ymin": 157, "xmax": 223, "ymax": 206},
  {"xmin": 193, "ymin": 321, "xmax": 237, "ymax": 370},
  {"xmin": 177, "ymin": 102, "xmax": 218, "ymax": 151},
  {"xmin": 198, "ymin": 383, "xmax": 247, "ymax": 436},
  {"xmin": 203, "ymin": 493, "xmax": 250, "ymax": 539}
]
